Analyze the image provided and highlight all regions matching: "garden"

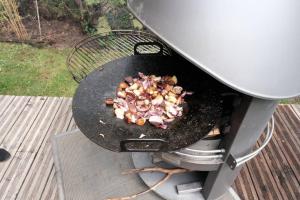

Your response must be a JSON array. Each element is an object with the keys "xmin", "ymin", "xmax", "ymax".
[{"xmin": 0, "ymin": 0, "xmax": 143, "ymax": 96}]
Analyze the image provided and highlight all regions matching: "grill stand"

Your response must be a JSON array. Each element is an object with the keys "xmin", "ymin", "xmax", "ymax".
[
  {"xmin": 131, "ymin": 152, "xmax": 239, "ymax": 200},
  {"xmin": 131, "ymin": 97, "xmax": 277, "ymax": 200},
  {"xmin": 52, "ymin": 97, "xmax": 277, "ymax": 200},
  {"xmin": 203, "ymin": 97, "xmax": 277, "ymax": 199},
  {"xmin": 64, "ymin": 29, "xmax": 280, "ymax": 200}
]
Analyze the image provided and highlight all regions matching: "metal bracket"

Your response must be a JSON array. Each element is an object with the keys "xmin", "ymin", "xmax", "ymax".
[
  {"xmin": 226, "ymin": 116, "xmax": 274, "ymax": 169},
  {"xmin": 177, "ymin": 182, "xmax": 203, "ymax": 194},
  {"xmin": 227, "ymin": 154, "xmax": 237, "ymax": 169}
]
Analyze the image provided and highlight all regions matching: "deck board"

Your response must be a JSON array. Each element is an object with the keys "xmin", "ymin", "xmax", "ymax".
[
  {"xmin": 0, "ymin": 96, "xmax": 299, "ymax": 200},
  {"xmin": 257, "ymin": 132, "xmax": 298, "ymax": 199},
  {"xmin": 0, "ymin": 97, "xmax": 46, "ymax": 182},
  {"xmin": 291, "ymin": 105, "xmax": 300, "ymax": 120},
  {"xmin": 16, "ymin": 98, "xmax": 73, "ymax": 200},
  {"xmin": 273, "ymin": 112, "xmax": 300, "ymax": 183},
  {"xmin": 0, "ymin": 96, "xmax": 31, "ymax": 144},
  {"xmin": 0, "ymin": 96, "xmax": 15, "ymax": 118},
  {"xmin": 0, "ymin": 97, "xmax": 61, "ymax": 200},
  {"xmin": 235, "ymin": 166, "xmax": 259, "ymax": 200}
]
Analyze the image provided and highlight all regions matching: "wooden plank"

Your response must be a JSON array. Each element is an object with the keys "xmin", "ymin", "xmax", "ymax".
[
  {"xmin": 0, "ymin": 97, "xmax": 47, "ymax": 179},
  {"xmin": 40, "ymin": 99, "xmax": 74, "ymax": 200},
  {"xmin": 0, "ymin": 96, "xmax": 15, "ymax": 118},
  {"xmin": 0, "ymin": 95, "xmax": 4, "ymax": 103},
  {"xmin": 241, "ymin": 105, "xmax": 300, "ymax": 200},
  {"xmin": 277, "ymin": 106, "xmax": 300, "ymax": 142},
  {"xmin": 39, "ymin": 100, "xmax": 74, "ymax": 200},
  {"xmin": 234, "ymin": 165, "xmax": 259, "ymax": 200},
  {"xmin": 0, "ymin": 97, "xmax": 62, "ymax": 200},
  {"xmin": 285, "ymin": 105, "xmax": 300, "ymax": 137},
  {"xmin": 273, "ymin": 112, "xmax": 300, "ymax": 183},
  {"xmin": 284, "ymin": 105, "xmax": 300, "ymax": 129},
  {"xmin": 0, "ymin": 96, "xmax": 31, "ymax": 144},
  {"xmin": 257, "ymin": 131, "xmax": 299, "ymax": 199},
  {"xmin": 16, "ymin": 98, "xmax": 73, "ymax": 200},
  {"xmin": 0, "ymin": 96, "xmax": 14, "ymax": 113},
  {"xmin": 40, "ymin": 165, "xmax": 58, "ymax": 200},
  {"xmin": 246, "ymin": 142, "xmax": 283, "ymax": 200},
  {"xmin": 291, "ymin": 104, "xmax": 300, "ymax": 120}
]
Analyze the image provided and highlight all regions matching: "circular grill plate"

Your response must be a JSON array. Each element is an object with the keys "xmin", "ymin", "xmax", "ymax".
[{"xmin": 72, "ymin": 56, "xmax": 223, "ymax": 152}]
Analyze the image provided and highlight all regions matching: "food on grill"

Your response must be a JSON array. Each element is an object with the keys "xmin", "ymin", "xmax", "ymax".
[
  {"xmin": 105, "ymin": 98, "xmax": 114, "ymax": 105},
  {"xmin": 105, "ymin": 72, "xmax": 192, "ymax": 129}
]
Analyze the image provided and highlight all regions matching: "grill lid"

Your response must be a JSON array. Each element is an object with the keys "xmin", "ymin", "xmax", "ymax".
[{"xmin": 128, "ymin": 0, "xmax": 300, "ymax": 100}]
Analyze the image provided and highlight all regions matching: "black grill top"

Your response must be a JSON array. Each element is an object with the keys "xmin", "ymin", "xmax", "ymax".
[{"xmin": 72, "ymin": 55, "xmax": 225, "ymax": 152}]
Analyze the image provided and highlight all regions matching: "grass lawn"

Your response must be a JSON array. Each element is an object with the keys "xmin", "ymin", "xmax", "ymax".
[
  {"xmin": 0, "ymin": 42, "xmax": 298, "ymax": 103},
  {"xmin": 0, "ymin": 42, "xmax": 77, "ymax": 97}
]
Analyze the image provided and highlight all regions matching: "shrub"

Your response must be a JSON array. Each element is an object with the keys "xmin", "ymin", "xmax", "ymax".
[{"xmin": 106, "ymin": 7, "xmax": 133, "ymax": 30}]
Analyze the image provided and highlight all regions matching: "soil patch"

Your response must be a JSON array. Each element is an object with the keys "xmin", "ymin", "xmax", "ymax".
[{"xmin": 0, "ymin": 17, "xmax": 86, "ymax": 48}]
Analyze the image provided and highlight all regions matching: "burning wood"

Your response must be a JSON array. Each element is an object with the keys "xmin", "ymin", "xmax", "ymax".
[{"xmin": 105, "ymin": 73, "xmax": 192, "ymax": 129}]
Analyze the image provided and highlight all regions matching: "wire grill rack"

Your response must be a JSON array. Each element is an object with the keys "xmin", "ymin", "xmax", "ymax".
[{"xmin": 67, "ymin": 30, "xmax": 172, "ymax": 83}]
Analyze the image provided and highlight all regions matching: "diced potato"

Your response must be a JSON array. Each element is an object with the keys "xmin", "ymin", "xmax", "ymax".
[
  {"xmin": 167, "ymin": 96, "xmax": 177, "ymax": 104},
  {"xmin": 171, "ymin": 75, "xmax": 178, "ymax": 85},
  {"xmin": 105, "ymin": 98, "xmax": 114, "ymax": 105},
  {"xmin": 119, "ymin": 82, "xmax": 129, "ymax": 89},
  {"xmin": 117, "ymin": 91, "xmax": 126, "ymax": 98},
  {"xmin": 115, "ymin": 108, "xmax": 125, "ymax": 119},
  {"xmin": 136, "ymin": 118, "xmax": 146, "ymax": 126},
  {"xmin": 129, "ymin": 83, "xmax": 139, "ymax": 90}
]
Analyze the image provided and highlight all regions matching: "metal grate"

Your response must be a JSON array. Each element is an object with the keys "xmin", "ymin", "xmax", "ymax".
[{"xmin": 67, "ymin": 30, "xmax": 172, "ymax": 83}]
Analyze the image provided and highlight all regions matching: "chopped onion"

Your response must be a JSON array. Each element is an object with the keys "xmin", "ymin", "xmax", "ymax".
[
  {"xmin": 149, "ymin": 116, "xmax": 164, "ymax": 126},
  {"xmin": 105, "ymin": 72, "xmax": 192, "ymax": 129},
  {"xmin": 115, "ymin": 108, "xmax": 125, "ymax": 119}
]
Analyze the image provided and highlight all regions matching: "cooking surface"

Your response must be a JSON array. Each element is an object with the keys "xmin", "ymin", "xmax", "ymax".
[
  {"xmin": 128, "ymin": 0, "xmax": 300, "ymax": 100},
  {"xmin": 72, "ymin": 55, "xmax": 224, "ymax": 152}
]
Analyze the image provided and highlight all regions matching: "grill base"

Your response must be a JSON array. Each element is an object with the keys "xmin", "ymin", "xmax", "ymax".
[
  {"xmin": 52, "ymin": 129, "xmax": 161, "ymax": 200},
  {"xmin": 52, "ymin": 129, "xmax": 239, "ymax": 200},
  {"xmin": 52, "ymin": 98, "xmax": 277, "ymax": 200},
  {"xmin": 132, "ymin": 152, "xmax": 239, "ymax": 200}
]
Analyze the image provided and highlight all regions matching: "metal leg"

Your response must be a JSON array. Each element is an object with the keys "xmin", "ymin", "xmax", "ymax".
[
  {"xmin": 203, "ymin": 97, "xmax": 278, "ymax": 200},
  {"xmin": 0, "ymin": 148, "xmax": 11, "ymax": 162}
]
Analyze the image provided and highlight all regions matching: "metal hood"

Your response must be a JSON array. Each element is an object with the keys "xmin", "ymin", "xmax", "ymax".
[{"xmin": 128, "ymin": 0, "xmax": 300, "ymax": 100}]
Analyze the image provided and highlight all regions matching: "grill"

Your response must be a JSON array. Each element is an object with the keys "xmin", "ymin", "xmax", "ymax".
[
  {"xmin": 67, "ymin": 30, "xmax": 171, "ymax": 83},
  {"xmin": 67, "ymin": 1, "xmax": 300, "ymax": 200},
  {"xmin": 69, "ymin": 31, "xmax": 276, "ymax": 200}
]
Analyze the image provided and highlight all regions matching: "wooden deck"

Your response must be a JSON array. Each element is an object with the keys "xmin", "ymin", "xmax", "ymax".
[{"xmin": 0, "ymin": 95, "xmax": 299, "ymax": 200}]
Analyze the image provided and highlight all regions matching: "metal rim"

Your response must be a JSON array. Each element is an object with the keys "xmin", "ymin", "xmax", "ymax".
[
  {"xmin": 66, "ymin": 30, "xmax": 172, "ymax": 83},
  {"xmin": 72, "ymin": 55, "xmax": 224, "ymax": 152}
]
